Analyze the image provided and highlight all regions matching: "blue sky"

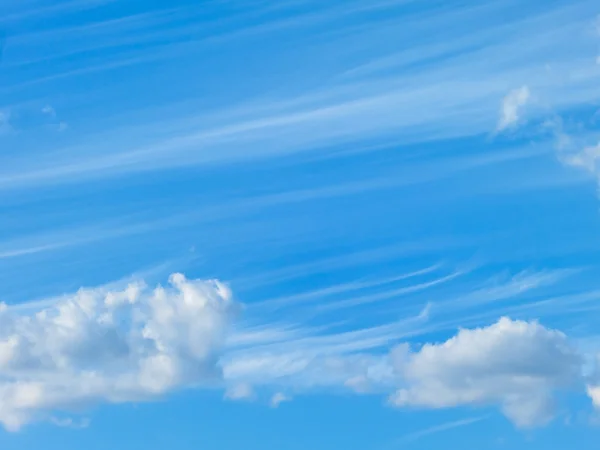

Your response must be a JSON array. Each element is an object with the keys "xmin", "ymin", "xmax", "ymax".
[{"xmin": 1, "ymin": 0, "xmax": 600, "ymax": 448}]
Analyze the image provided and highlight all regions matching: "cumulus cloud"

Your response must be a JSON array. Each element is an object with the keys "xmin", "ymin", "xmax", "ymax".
[
  {"xmin": 497, "ymin": 86, "xmax": 530, "ymax": 131},
  {"xmin": 389, "ymin": 317, "xmax": 582, "ymax": 427},
  {"xmin": 0, "ymin": 273, "xmax": 594, "ymax": 432},
  {"xmin": 222, "ymin": 316, "xmax": 589, "ymax": 428},
  {"xmin": 0, "ymin": 274, "xmax": 235, "ymax": 431}
]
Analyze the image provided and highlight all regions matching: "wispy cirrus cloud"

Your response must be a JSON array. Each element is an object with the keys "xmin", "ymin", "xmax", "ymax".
[
  {"xmin": 315, "ymin": 270, "xmax": 466, "ymax": 313},
  {"xmin": 224, "ymin": 383, "xmax": 256, "ymax": 402},
  {"xmin": 393, "ymin": 416, "xmax": 488, "ymax": 444},
  {"xmin": 3, "ymin": 0, "xmax": 600, "ymax": 438},
  {"xmin": 252, "ymin": 265, "xmax": 441, "ymax": 310},
  {"xmin": 1, "ymin": 0, "xmax": 599, "ymax": 189}
]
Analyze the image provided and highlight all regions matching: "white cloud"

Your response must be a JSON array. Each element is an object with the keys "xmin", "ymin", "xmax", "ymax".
[
  {"xmin": 270, "ymin": 392, "xmax": 291, "ymax": 408},
  {"xmin": 585, "ymin": 354, "xmax": 600, "ymax": 410},
  {"xmin": 224, "ymin": 383, "xmax": 255, "ymax": 401},
  {"xmin": 50, "ymin": 416, "xmax": 90, "ymax": 429},
  {"xmin": 345, "ymin": 375, "xmax": 374, "ymax": 393},
  {"xmin": 396, "ymin": 416, "xmax": 486, "ymax": 443},
  {"xmin": 223, "ymin": 352, "xmax": 394, "ymax": 391},
  {"xmin": 221, "ymin": 323, "xmax": 403, "ymax": 392},
  {"xmin": 2, "ymin": 0, "xmax": 600, "ymax": 190},
  {"xmin": 561, "ymin": 142, "xmax": 600, "ymax": 177},
  {"xmin": 545, "ymin": 117, "xmax": 600, "ymax": 190},
  {"xmin": 0, "ymin": 273, "xmax": 595, "ymax": 432},
  {"xmin": 222, "ymin": 316, "xmax": 587, "ymax": 428},
  {"xmin": 587, "ymin": 385, "xmax": 600, "ymax": 408},
  {"xmin": 389, "ymin": 317, "xmax": 582, "ymax": 427},
  {"xmin": 497, "ymin": 86, "xmax": 530, "ymax": 131},
  {"xmin": 0, "ymin": 273, "xmax": 235, "ymax": 431},
  {"xmin": 41, "ymin": 105, "xmax": 56, "ymax": 117}
]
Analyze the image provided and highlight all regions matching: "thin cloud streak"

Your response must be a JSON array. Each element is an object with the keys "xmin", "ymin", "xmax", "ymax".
[
  {"xmin": 393, "ymin": 416, "xmax": 488, "ymax": 444},
  {"xmin": 252, "ymin": 264, "xmax": 442, "ymax": 310},
  {"xmin": 316, "ymin": 271, "xmax": 467, "ymax": 312},
  {"xmin": 1, "ymin": 0, "xmax": 599, "ymax": 188}
]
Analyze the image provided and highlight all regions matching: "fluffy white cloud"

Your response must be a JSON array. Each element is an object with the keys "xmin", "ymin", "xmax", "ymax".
[
  {"xmin": 0, "ymin": 273, "xmax": 594, "ymax": 432},
  {"xmin": 389, "ymin": 317, "xmax": 582, "ymax": 427},
  {"xmin": 222, "ymin": 316, "xmax": 591, "ymax": 427},
  {"xmin": 497, "ymin": 86, "xmax": 530, "ymax": 131},
  {"xmin": 0, "ymin": 274, "xmax": 235, "ymax": 431},
  {"xmin": 587, "ymin": 385, "xmax": 600, "ymax": 408}
]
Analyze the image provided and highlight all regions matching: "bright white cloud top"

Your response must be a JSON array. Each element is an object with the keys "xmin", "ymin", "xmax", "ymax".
[
  {"xmin": 0, "ymin": 275, "xmax": 234, "ymax": 430},
  {"xmin": 0, "ymin": 274, "xmax": 597, "ymax": 432},
  {"xmin": 389, "ymin": 318, "xmax": 581, "ymax": 427}
]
